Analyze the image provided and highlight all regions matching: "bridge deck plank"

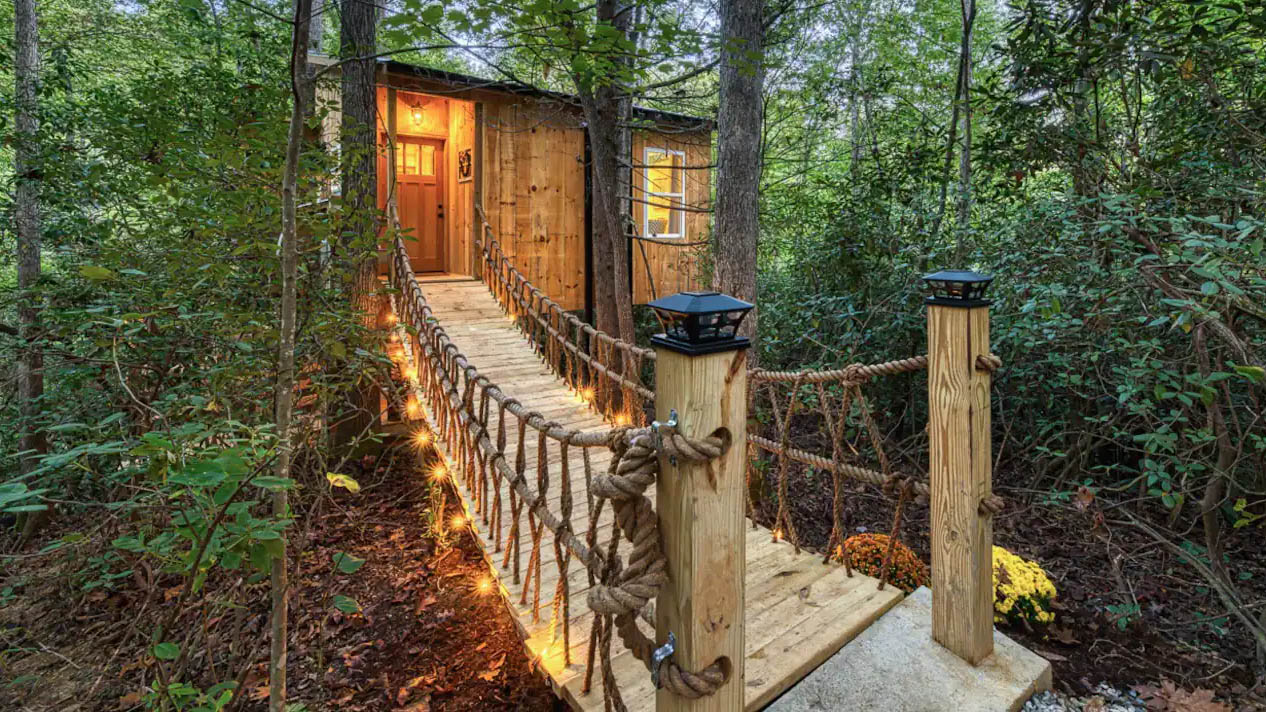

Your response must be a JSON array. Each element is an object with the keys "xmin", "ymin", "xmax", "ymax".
[{"xmin": 410, "ymin": 278, "xmax": 904, "ymax": 711}]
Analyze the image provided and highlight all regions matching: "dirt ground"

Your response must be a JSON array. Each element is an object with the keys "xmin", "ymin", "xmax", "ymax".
[
  {"xmin": 0, "ymin": 441, "xmax": 562, "ymax": 712},
  {"xmin": 751, "ymin": 458, "xmax": 1266, "ymax": 709}
]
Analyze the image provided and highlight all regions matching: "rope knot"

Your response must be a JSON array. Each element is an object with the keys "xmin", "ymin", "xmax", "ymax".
[{"xmin": 976, "ymin": 353, "xmax": 1003, "ymax": 372}]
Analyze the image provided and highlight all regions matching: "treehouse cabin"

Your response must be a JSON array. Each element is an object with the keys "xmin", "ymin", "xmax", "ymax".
[{"xmin": 314, "ymin": 57, "xmax": 713, "ymax": 312}]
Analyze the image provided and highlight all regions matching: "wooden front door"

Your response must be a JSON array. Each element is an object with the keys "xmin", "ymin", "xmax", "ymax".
[{"xmin": 393, "ymin": 137, "xmax": 445, "ymax": 272}]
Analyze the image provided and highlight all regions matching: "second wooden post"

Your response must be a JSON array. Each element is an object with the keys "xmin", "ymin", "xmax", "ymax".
[
  {"xmin": 649, "ymin": 291, "xmax": 751, "ymax": 712},
  {"xmin": 925, "ymin": 270, "xmax": 995, "ymax": 665}
]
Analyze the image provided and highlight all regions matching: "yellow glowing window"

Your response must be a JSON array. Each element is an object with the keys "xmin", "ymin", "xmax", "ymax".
[
  {"xmin": 643, "ymin": 147, "xmax": 685, "ymax": 238},
  {"xmin": 395, "ymin": 143, "xmax": 434, "ymax": 177}
]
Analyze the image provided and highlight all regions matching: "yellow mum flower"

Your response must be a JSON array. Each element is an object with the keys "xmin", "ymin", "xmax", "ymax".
[{"xmin": 992, "ymin": 546, "xmax": 1057, "ymax": 626}]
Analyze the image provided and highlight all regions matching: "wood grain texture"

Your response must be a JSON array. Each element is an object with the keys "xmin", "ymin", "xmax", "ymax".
[
  {"xmin": 927, "ymin": 304, "xmax": 994, "ymax": 664},
  {"xmin": 655, "ymin": 348, "xmax": 747, "ymax": 712},
  {"xmin": 479, "ymin": 101, "xmax": 588, "ymax": 310},
  {"xmin": 412, "ymin": 279, "xmax": 904, "ymax": 711}
]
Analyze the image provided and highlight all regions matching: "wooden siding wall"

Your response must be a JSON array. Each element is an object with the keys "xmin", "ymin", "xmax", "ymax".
[
  {"xmin": 480, "ymin": 100, "xmax": 587, "ymax": 311},
  {"xmin": 631, "ymin": 130, "xmax": 711, "ymax": 303},
  {"xmin": 448, "ymin": 99, "xmax": 476, "ymax": 276}
]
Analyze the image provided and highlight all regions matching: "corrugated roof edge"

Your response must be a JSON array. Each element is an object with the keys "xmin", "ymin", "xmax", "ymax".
[{"xmin": 368, "ymin": 56, "xmax": 713, "ymax": 131}]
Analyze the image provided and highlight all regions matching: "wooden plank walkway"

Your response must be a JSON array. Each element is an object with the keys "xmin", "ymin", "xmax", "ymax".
[{"xmin": 414, "ymin": 278, "xmax": 905, "ymax": 711}]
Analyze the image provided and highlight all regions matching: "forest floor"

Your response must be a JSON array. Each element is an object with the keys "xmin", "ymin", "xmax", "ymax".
[
  {"xmin": 0, "ymin": 438, "xmax": 561, "ymax": 712},
  {"xmin": 2, "ymin": 428, "xmax": 1263, "ymax": 711},
  {"xmin": 753, "ymin": 461, "xmax": 1266, "ymax": 711}
]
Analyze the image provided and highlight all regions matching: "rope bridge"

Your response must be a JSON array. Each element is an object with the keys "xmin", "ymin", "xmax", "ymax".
[{"xmin": 384, "ymin": 211, "xmax": 1006, "ymax": 710}]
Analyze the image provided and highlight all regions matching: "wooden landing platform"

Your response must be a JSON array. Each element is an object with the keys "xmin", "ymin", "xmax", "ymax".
[{"xmin": 416, "ymin": 279, "xmax": 905, "ymax": 711}]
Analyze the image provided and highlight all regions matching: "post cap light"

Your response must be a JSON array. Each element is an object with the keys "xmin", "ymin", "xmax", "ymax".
[
  {"xmin": 648, "ymin": 291, "xmax": 753, "ymax": 355},
  {"xmin": 922, "ymin": 270, "xmax": 993, "ymax": 307}
]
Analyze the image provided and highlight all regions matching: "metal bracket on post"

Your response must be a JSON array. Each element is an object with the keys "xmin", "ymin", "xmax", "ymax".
[
  {"xmin": 651, "ymin": 409, "xmax": 679, "ymax": 465},
  {"xmin": 650, "ymin": 631, "xmax": 677, "ymax": 689}
]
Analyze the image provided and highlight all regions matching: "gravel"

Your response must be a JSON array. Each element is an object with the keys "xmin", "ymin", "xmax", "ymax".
[{"xmin": 1023, "ymin": 683, "xmax": 1149, "ymax": 712}]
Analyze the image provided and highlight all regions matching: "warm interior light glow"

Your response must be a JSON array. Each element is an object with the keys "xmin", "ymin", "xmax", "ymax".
[
  {"xmin": 411, "ymin": 107, "xmax": 424, "ymax": 124},
  {"xmin": 580, "ymin": 387, "xmax": 595, "ymax": 402},
  {"xmin": 613, "ymin": 413, "xmax": 630, "ymax": 426}
]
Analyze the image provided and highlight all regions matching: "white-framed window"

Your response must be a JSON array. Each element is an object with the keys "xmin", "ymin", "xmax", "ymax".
[{"xmin": 643, "ymin": 147, "xmax": 685, "ymax": 239}]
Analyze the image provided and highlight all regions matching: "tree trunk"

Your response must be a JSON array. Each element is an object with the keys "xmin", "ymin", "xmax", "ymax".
[
  {"xmin": 954, "ymin": 0, "xmax": 976, "ymax": 260},
  {"xmin": 332, "ymin": 0, "xmax": 380, "ymax": 449},
  {"xmin": 712, "ymin": 0, "xmax": 764, "ymax": 352},
  {"xmin": 576, "ymin": 0, "xmax": 636, "ymax": 344},
  {"xmin": 14, "ymin": 0, "xmax": 49, "ymax": 540},
  {"xmin": 272, "ymin": 3, "xmax": 312, "ymax": 711}
]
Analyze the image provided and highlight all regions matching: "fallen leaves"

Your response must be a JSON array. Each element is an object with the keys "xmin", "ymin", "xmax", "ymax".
[
  {"xmin": 396, "ymin": 673, "xmax": 436, "ymax": 706},
  {"xmin": 477, "ymin": 653, "xmax": 506, "ymax": 682},
  {"xmin": 1074, "ymin": 485, "xmax": 1096, "ymax": 511},
  {"xmin": 1133, "ymin": 680, "xmax": 1231, "ymax": 712}
]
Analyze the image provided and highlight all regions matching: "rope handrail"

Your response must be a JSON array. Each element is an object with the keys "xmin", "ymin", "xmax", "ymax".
[
  {"xmin": 749, "ymin": 355, "xmax": 930, "ymax": 383},
  {"xmin": 476, "ymin": 205, "xmax": 656, "ymax": 360},
  {"xmin": 748, "ymin": 434, "xmax": 1005, "ymax": 515}
]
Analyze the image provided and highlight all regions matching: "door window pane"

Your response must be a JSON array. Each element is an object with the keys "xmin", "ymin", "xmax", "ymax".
[{"xmin": 420, "ymin": 144, "xmax": 435, "ymax": 176}]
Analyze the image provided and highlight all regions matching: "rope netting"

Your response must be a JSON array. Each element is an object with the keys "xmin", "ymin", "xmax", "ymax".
[
  {"xmin": 389, "ymin": 233, "xmax": 728, "ymax": 710},
  {"xmin": 476, "ymin": 207, "xmax": 654, "ymax": 426},
  {"xmin": 392, "ymin": 212, "xmax": 1008, "ymax": 706}
]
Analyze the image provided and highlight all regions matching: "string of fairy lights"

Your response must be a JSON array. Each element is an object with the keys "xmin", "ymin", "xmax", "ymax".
[{"xmin": 384, "ymin": 296, "xmax": 497, "ymax": 600}]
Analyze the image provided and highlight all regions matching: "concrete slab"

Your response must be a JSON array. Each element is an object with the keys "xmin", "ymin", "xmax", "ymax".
[{"xmin": 765, "ymin": 586, "xmax": 1052, "ymax": 712}]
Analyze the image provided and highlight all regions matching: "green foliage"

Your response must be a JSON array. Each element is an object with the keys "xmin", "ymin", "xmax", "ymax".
[{"xmin": 1, "ymin": 0, "xmax": 389, "ymax": 706}]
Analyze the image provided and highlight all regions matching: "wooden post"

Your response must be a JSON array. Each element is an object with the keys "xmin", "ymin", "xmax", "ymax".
[
  {"xmin": 654, "ymin": 345, "xmax": 747, "ymax": 712},
  {"xmin": 927, "ymin": 290, "xmax": 994, "ymax": 665}
]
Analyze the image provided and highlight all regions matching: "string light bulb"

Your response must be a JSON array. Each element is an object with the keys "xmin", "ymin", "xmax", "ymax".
[
  {"xmin": 451, "ymin": 514, "xmax": 466, "ymax": 530},
  {"xmin": 413, "ymin": 430, "xmax": 432, "ymax": 448},
  {"xmin": 430, "ymin": 463, "xmax": 448, "ymax": 481},
  {"xmin": 478, "ymin": 577, "xmax": 492, "ymax": 594}
]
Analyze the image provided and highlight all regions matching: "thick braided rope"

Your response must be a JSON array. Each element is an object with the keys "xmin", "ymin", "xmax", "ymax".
[
  {"xmin": 749, "ymin": 433, "xmax": 1006, "ymax": 515},
  {"xmin": 749, "ymin": 355, "xmax": 929, "ymax": 384},
  {"xmin": 587, "ymin": 427, "xmax": 731, "ymax": 700}
]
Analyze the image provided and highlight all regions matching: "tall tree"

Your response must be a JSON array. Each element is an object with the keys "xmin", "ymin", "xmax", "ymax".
[
  {"xmin": 272, "ymin": 1, "xmax": 313, "ymax": 710},
  {"xmin": 955, "ymin": 0, "xmax": 976, "ymax": 257},
  {"xmin": 333, "ymin": 0, "xmax": 379, "ymax": 448},
  {"xmin": 14, "ymin": 0, "xmax": 48, "ymax": 539},
  {"xmin": 713, "ymin": 0, "xmax": 764, "ymax": 348},
  {"xmin": 574, "ymin": 0, "xmax": 638, "ymax": 344}
]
